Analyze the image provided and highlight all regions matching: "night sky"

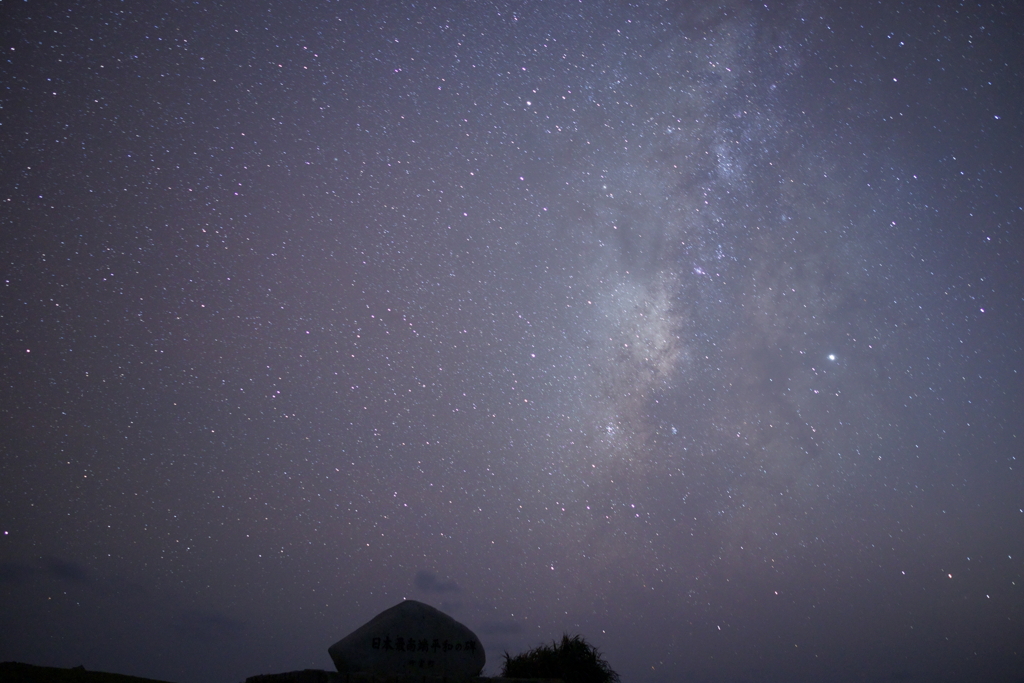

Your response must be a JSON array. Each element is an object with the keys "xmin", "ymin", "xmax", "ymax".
[{"xmin": 2, "ymin": 1, "xmax": 1023, "ymax": 682}]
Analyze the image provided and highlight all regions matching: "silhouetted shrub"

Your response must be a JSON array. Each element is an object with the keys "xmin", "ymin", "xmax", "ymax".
[{"xmin": 502, "ymin": 633, "xmax": 620, "ymax": 683}]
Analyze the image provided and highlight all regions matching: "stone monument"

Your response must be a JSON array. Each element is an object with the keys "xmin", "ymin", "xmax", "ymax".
[{"xmin": 328, "ymin": 599, "xmax": 485, "ymax": 680}]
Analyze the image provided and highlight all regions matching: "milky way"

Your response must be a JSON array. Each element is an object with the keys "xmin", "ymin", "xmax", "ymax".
[{"xmin": 2, "ymin": 2, "xmax": 1022, "ymax": 683}]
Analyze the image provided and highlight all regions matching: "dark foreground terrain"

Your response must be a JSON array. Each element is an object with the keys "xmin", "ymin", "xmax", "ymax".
[
  {"xmin": 0, "ymin": 663, "xmax": 564, "ymax": 683},
  {"xmin": 0, "ymin": 662, "xmax": 176, "ymax": 683}
]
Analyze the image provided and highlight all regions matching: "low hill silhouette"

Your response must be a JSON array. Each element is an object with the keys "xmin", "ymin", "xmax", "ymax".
[{"xmin": 0, "ymin": 662, "xmax": 177, "ymax": 683}]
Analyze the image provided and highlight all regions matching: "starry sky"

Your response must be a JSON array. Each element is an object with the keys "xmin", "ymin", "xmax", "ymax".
[{"xmin": 2, "ymin": 1, "xmax": 1023, "ymax": 682}]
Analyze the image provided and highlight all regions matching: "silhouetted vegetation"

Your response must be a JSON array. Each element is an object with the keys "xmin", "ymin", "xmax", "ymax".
[{"xmin": 501, "ymin": 633, "xmax": 620, "ymax": 683}]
